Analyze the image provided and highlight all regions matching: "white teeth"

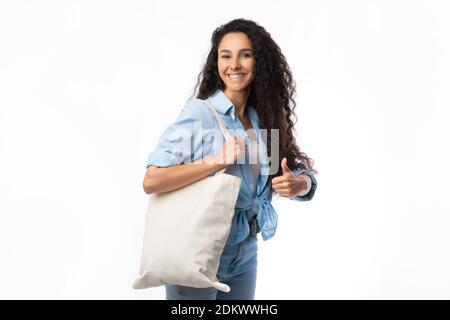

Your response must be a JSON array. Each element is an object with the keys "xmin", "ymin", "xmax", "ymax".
[{"xmin": 228, "ymin": 73, "xmax": 245, "ymax": 79}]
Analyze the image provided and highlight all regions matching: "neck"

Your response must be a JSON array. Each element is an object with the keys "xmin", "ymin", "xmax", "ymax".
[{"xmin": 223, "ymin": 88, "xmax": 250, "ymax": 118}]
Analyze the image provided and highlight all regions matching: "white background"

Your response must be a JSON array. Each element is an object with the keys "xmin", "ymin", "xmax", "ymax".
[{"xmin": 1, "ymin": 0, "xmax": 449, "ymax": 299}]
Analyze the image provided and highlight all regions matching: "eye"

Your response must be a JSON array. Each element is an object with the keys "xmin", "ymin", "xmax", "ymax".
[
  {"xmin": 221, "ymin": 55, "xmax": 230, "ymax": 59},
  {"xmin": 242, "ymin": 53, "xmax": 252, "ymax": 58}
]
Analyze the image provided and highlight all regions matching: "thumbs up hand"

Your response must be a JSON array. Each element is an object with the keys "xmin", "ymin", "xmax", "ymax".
[{"xmin": 272, "ymin": 158, "xmax": 310, "ymax": 198}]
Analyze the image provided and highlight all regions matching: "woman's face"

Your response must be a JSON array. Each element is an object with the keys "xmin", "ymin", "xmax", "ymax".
[{"xmin": 217, "ymin": 32, "xmax": 256, "ymax": 94}]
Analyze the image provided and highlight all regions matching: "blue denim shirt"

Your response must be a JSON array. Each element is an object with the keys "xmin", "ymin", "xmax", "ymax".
[{"xmin": 146, "ymin": 89, "xmax": 318, "ymax": 245}]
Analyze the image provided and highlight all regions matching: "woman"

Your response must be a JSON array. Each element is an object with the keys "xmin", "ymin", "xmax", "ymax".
[{"xmin": 143, "ymin": 18, "xmax": 317, "ymax": 300}]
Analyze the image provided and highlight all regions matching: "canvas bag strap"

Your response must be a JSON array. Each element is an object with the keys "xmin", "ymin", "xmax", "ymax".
[
  {"xmin": 202, "ymin": 98, "xmax": 233, "ymax": 141},
  {"xmin": 201, "ymin": 98, "xmax": 234, "ymax": 175}
]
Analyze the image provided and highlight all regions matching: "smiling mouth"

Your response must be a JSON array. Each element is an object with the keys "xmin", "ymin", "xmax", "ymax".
[{"xmin": 227, "ymin": 73, "xmax": 246, "ymax": 80}]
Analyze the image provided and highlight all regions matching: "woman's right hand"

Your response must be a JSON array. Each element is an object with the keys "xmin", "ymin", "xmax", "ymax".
[
  {"xmin": 212, "ymin": 136, "xmax": 247, "ymax": 166},
  {"xmin": 144, "ymin": 136, "xmax": 247, "ymax": 194}
]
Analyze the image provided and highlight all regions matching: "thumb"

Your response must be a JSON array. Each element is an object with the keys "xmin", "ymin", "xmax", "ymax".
[{"xmin": 281, "ymin": 157, "xmax": 292, "ymax": 175}]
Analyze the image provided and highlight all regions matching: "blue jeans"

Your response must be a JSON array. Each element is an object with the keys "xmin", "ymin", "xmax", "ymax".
[{"xmin": 165, "ymin": 232, "xmax": 258, "ymax": 300}]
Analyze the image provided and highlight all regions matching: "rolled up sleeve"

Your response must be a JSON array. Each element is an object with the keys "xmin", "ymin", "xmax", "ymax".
[
  {"xmin": 145, "ymin": 99, "xmax": 213, "ymax": 168},
  {"xmin": 289, "ymin": 167, "xmax": 318, "ymax": 201}
]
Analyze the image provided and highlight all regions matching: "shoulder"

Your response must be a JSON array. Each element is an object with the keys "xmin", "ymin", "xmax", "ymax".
[{"xmin": 180, "ymin": 98, "xmax": 215, "ymax": 125}]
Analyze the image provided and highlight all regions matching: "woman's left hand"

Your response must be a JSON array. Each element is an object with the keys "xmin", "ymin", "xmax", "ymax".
[{"xmin": 272, "ymin": 158, "xmax": 309, "ymax": 198}]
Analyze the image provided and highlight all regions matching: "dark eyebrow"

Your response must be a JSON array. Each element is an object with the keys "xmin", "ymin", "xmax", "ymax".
[{"xmin": 219, "ymin": 48, "xmax": 253, "ymax": 54}]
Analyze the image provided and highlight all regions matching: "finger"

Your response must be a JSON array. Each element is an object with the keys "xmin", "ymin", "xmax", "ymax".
[
  {"xmin": 236, "ymin": 142, "xmax": 246, "ymax": 153},
  {"xmin": 237, "ymin": 139, "xmax": 246, "ymax": 147},
  {"xmin": 271, "ymin": 181, "xmax": 290, "ymax": 189},
  {"xmin": 277, "ymin": 189, "xmax": 293, "ymax": 197},
  {"xmin": 274, "ymin": 187, "xmax": 292, "ymax": 195},
  {"xmin": 271, "ymin": 178, "xmax": 288, "ymax": 186},
  {"xmin": 281, "ymin": 157, "xmax": 292, "ymax": 175},
  {"xmin": 272, "ymin": 175, "xmax": 289, "ymax": 185},
  {"xmin": 237, "ymin": 140, "xmax": 246, "ymax": 149},
  {"xmin": 272, "ymin": 186, "xmax": 291, "ymax": 197},
  {"xmin": 277, "ymin": 187, "xmax": 292, "ymax": 193},
  {"xmin": 272, "ymin": 184, "xmax": 290, "ymax": 192},
  {"xmin": 271, "ymin": 176, "xmax": 284, "ymax": 184},
  {"xmin": 278, "ymin": 192, "xmax": 293, "ymax": 198}
]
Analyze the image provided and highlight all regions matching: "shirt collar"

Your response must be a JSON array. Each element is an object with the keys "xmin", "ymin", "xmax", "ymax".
[{"xmin": 208, "ymin": 89, "xmax": 236, "ymax": 120}]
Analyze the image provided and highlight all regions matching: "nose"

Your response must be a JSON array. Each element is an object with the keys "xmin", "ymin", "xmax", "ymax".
[{"xmin": 230, "ymin": 57, "xmax": 241, "ymax": 70}]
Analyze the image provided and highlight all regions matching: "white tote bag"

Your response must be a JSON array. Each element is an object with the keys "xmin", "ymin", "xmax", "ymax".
[{"xmin": 132, "ymin": 99, "xmax": 241, "ymax": 293}]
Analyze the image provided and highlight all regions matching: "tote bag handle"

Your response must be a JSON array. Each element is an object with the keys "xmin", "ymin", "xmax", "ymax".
[
  {"xmin": 202, "ymin": 99, "xmax": 234, "ymax": 175},
  {"xmin": 202, "ymin": 99, "xmax": 233, "ymax": 141}
]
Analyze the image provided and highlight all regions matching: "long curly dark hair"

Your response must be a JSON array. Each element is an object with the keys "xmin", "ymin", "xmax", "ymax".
[{"xmin": 191, "ymin": 18, "xmax": 316, "ymax": 181}]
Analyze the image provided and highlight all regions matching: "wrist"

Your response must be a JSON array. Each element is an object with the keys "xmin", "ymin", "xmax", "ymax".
[
  {"xmin": 207, "ymin": 155, "xmax": 227, "ymax": 170},
  {"xmin": 297, "ymin": 174, "xmax": 312, "ymax": 196}
]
